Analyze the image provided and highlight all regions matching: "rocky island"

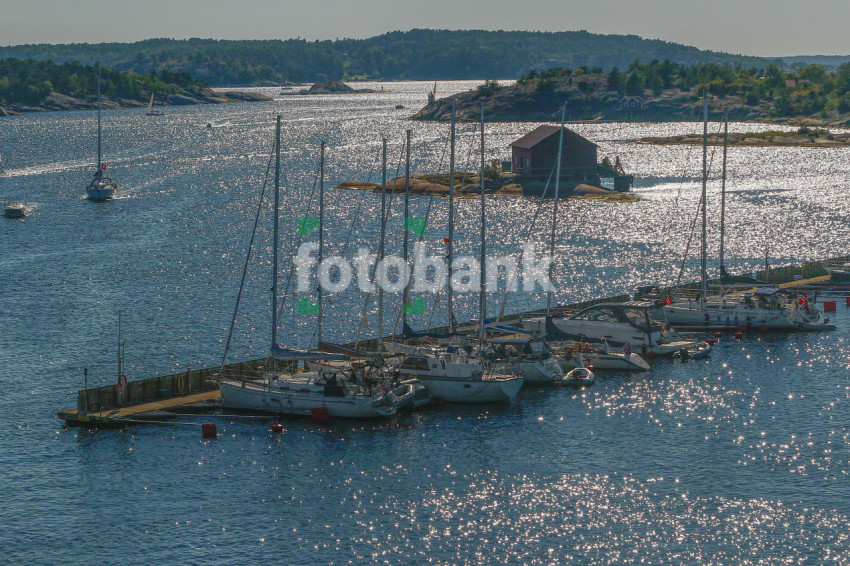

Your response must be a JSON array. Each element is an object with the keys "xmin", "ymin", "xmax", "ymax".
[
  {"xmin": 289, "ymin": 81, "xmax": 379, "ymax": 95},
  {"xmin": 637, "ymin": 127, "xmax": 850, "ymax": 148},
  {"xmin": 336, "ymin": 172, "xmax": 638, "ymax": 203}
]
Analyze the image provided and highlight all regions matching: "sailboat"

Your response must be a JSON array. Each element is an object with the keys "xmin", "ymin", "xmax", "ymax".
[
  {"xmin": 649, "ymin": 99, "xmax": 826, "ymax": 331},
  {"xmin": 394, "ymin": 105, "xmax": 523, "ymax": 402},
  {"xmin": 146, "ymin": 92, "xmax": 163, "ymax": 116},
  {"xmin": 86, "ymin": 67, "xmax": 118, "ymax": 202},
  {"xmin": 219, "ymin": 117, "xmax": 415, "ymax": 419}
]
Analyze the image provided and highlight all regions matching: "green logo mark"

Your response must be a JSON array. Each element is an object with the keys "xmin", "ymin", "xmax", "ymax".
[
  {"xmin": 403, "ymin": 297, "xmax": 426, "ymax": 315},
  {"xmin": 297, "ymin": 297, "xmax": 319, "ymax": 315},
  {"xmin": 404, "ymin": 217, "xmax": 426, "ymax": 236},
  {"xmin": 297, "ymin": 217, "xmax": 320, "ymax": 236}
]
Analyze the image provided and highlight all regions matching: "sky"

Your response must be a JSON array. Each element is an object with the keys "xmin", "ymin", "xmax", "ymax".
[{"xmin": 1, "ymin": 0, "xmax": 848, "ymax": 57}]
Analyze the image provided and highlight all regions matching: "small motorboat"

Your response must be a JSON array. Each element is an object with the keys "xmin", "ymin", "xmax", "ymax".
[
  {"xmin": 395, "ymin": 104, "xmax": 405, "ymax": 109},
  {"xmin": 673, "ymin": 341, "xmax": 713, "ymax": 360},
  {"xmin": 562, "ymin": 367, "xmax": 594, "ymax": 387},
  {"xmin": 398, "ymin": 378, "xmax": 432, "ymax": 409},
  {"xmin": 4, "ymin": 202, "xmax": 31, "ymax": 218}
]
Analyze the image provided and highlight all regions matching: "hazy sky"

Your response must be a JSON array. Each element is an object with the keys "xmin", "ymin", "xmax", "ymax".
[{"xmin": 2, "ymin": 0, "xmax": 848, "ymax": 57}]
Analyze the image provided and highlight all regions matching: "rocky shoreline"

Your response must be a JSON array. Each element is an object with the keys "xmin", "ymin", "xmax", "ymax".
[
  {"xmin": 335, "ymin": 173, "xmax": 638, "ymax": 203},
  {"xmin": 0, "ymin": 87, "xmax": 270, "ymax": 116},
  {"xmin": 637, "ymin": 129, "xmax": 850, "ymax": 147}
]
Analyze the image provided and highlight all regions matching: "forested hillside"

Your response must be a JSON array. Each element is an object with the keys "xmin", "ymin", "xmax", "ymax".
[
  {"xmin": 0, "ymin": 58, "xmax": 268, "ymax": 114},
  {"xmin": 414, "ymin": 60, "xmax": 850, "ymax": 126},
  {"xmin": 0, "ymin": 29, "xmax": 772, "ymax": 86}
]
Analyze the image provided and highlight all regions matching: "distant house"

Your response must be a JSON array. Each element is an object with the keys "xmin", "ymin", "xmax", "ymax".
[
  {"xmin": 510, "ymin": 125, "xmax": 598, "ymax": 182},
  {"xmin": 618, "ymin": 96, "xmax": 644, "ymax": 111}
]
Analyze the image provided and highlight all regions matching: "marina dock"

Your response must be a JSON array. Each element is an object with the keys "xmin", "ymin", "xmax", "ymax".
[{"xmin": 57, "ymin": 256, "xmax": 850, "ymax": 427}]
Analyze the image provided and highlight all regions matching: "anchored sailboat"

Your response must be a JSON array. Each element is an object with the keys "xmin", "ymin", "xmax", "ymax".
[
  {"xmin": 146, "ymin": 92, "xmax": 164, "ymax": 116},
  {"xmin": 86, "ymin": 67, "xmax": 118, "ymax": 202}
]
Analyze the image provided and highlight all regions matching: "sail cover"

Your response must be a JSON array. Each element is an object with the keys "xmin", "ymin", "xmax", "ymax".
[{"xmin": 271, "ymin": 344, "xmax": 346, "ymax": 360}]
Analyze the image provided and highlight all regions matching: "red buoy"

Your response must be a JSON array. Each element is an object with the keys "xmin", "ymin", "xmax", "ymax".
[
  {"xmin": 444, "ymin": 237, "xmax": 450, "ymax": 244},
  {"xmin": 705, "ymin": 338, "xmax": 715, "ymax": 345},
  {"xmin": 734, "ymin": 331, "xmax": 743, "ymax": 340},
  {"xmin": 271, "ymin": 423, "xmax": 284, "ymax": 434},
  {"xmin": 824, "ymin": 301, "xmax": 837, "ymax": 312},
  {"xmin": 311, "ymin": 407, "xmax": 330, "ymax": 422},
  {"xmin": 201, "ymin": 423, "xmax": 217, "ymax": 439},
  {"xmin": 713, "ymin": 331, "xmax": 723, "ymax": 339}
]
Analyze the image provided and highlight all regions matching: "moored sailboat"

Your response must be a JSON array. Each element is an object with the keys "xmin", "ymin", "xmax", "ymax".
[
  {"xmin": 648, "ymin": 100, "xmax": 829, "ymax": 331},
  {"xmin": 219, "ymin": 117, "xmax": 414, "ymax": 419}
]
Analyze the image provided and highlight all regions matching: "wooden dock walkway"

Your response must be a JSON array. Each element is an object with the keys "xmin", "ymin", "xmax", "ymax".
[{"xmin": 58, "ymin": 390, "xmax": 221, "ymax": 426}]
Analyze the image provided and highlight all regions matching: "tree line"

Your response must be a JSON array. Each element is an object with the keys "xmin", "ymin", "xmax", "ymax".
[
  {"xmin": 0, "ymin": 30, "xmax": 772, "ymax": 86},
  {"xmin": 517, "ymin": 60, "xmax": 850, "ymax": 117},
  {"xmin": 0, "ymin": 58, "xmax": 203, "ymax": 105}
]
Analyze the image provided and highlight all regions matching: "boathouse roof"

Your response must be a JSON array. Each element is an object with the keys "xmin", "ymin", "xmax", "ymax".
[{"xmin": 510, "ymin": 125, "xmax": 598, "ymax": 150}]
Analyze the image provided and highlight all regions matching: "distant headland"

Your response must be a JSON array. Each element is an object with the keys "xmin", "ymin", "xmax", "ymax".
[
  {"xmin": 411, "ymin": 62, "xmax": 850, "ymax": 128},
  {"xmin": 0, "ymin": 59, "xmax": 270, "ymax": 116}
]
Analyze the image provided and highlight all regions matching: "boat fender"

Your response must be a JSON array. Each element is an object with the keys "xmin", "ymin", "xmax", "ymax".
[{"xmin": 201, "ymin": 423, "xmax": 217, "ymax": 439}]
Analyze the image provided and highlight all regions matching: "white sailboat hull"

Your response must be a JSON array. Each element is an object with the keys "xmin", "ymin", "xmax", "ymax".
[
  {"xmin": 86, "ymin": 181, "xmax": 117, "ymax": 202},
  {"xmin": 219, "ymin": 379, "xmax": 399, "ymax": 418},
  {"xmin": 650, "ymin": 303, "xmax": 797, "ymax": 330},
  {"xmin": 412, "ymin": 374, "xmax": 523, "ymax": 403},
  {"xmin": 523, "ymin": 316, "xmax": 691, "ymax": 356},
  {"xmin": 579, "ymin": 351, "xmax": 651, "ymax": 371}
]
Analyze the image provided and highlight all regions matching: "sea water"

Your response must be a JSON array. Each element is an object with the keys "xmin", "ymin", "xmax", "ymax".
[{"xmin": 2, "ymin": 81, "xmax": 850, "ymax": 563}]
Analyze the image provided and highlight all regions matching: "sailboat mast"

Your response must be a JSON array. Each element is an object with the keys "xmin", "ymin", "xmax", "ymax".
[
  {"xmin": 96, "ymin": 66, "xmax": 102, "ymax": 172},
  {"xmin": 700, "ymin": 95, "xmax": 708, "ymax": 300},
  {"xmin": 117, "ymin": 310, "xmax": 123, "ymax": 384},
  {"xmin": 447, "ymin": 101, "xmax": 456, "ymax": 333},
  {"xmin": 272, "ymin": 116, "xmax": 281, "ymax": 353},
  {"xmin": 479, "ymin": 104, "xmax": 486, "ymax": 349},
  {"xmin": 318, "ymin": 140, "xmax": 325, "ymax": 344},
  {"xmin": 547, "ymin": 104, "xmax": 567, "ymax": 319},
  {"xmin": 720, "ymin": 107, "xmax": 728, "ymax": 275},
  {"xmin": 378, "ymin": 138, "xmax": 387, "ymax": 346},
  {"xmin": 403, "ymin": 129, "xmax": 411, "ymax": 330}
]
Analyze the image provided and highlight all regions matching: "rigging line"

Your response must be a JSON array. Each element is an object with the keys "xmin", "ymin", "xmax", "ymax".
[
  {"xmin": 673, "ymin": 120, "xmax": 724, "ymax": 288},
  {"xmin": 276, "ymin": 161, "xmax": 322, "ymax": 337},
  {"xmin": 391, "ymin": 130, "xmax": 451, "ymax": 334},
  {"xmin": 354, "ymin": 136, "xmax": 407, "ymax": 346},
  {"xmin": 386, "ymin": 137, "xmax": 407, "ymax": 211},
  {"xmin": 352, "ymin": 143, "xmax": 389, "ymax": 349},
  {"xmin": 219, "ymin": 138, "xmax": 276, "ymax": 374},
  {"xmin": 495, "ymin": 165, "xmax": 556, "ymax": 321},
  {"xmin": 338, "ymin": 142, "xmax": 382, "ymax": 258}
]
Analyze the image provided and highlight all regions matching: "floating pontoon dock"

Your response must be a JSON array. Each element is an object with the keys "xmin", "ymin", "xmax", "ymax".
[{"xmin": 57, "ymin": 257, "xmax": 850, "ymax": 427}]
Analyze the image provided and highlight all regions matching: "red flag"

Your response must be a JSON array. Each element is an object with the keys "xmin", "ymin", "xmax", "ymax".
[
  {"xmin": 101, "ymin": 164, "xmax": 107, "ymax": 170},
  {"xmin": 663, "ymin": 296, "xmax": 672, "ymax": 305}
]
